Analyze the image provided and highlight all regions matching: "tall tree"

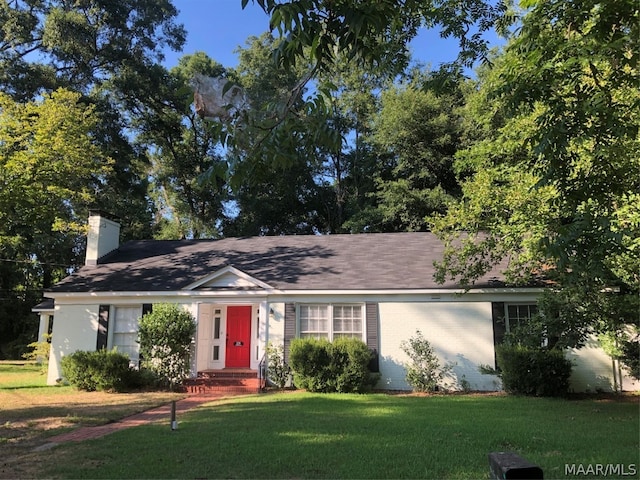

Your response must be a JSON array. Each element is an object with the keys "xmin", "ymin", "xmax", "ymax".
[
  {"xmin": 223, "ymin": 33, "xmax": 331, "ymax": 235},
  {"xmin": 0, "ymin": 0, "xmax": 186, "ymax": 239},
  {"xmin": 314, "ymin": 58, "xmax": 390, "ymax": 233},
  {"xmin": 431, "ymin": 0, "xmax": 639, "ymax": 348},
  {"xmin": 0, "ymin": 0, "xmax": 185, "ymax": 354},
  {"xmin": 0, "ymin": 89, "xmax": 112, "ymax": 352},
  {"xmin": 139, "ymin": 52, "xmax": 230, "ymax": 239},
  {"xmin": 0, "ymin": 0, "xmax": 185, "ymax": 99},
  {"xmin": 347, "ymin": 69, "xmax": 465, "ymax": 232}
]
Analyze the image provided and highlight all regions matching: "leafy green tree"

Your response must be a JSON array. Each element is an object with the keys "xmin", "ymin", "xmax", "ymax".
[
  {"xmin": 0, "ymin": 0, "xmax": 185, "ymax": 99},
  {"xmin": 0, "ymin": 0, "xmax": 185, "ymax": 354},
  {"xmin": 0, "ymin": 89, "xmax": 112, "ymax": 355},
  {"xmin": 314, "ymin": 58, "xmax": 389, "ymax": 232},
  {"xmin": 353, "ymin": 69, "xmax": 465, "ymax": 232},
  {"xmin": 0, "ymin": 0, "xmax": 186, "ymax": 241},
  {"xmin": 140, "ymin": 52, "xmax": 230, "ymax": 239},
  {"xmin": 431, "ymin": 0, "xmax": 639, "ymax": 350},
  {"xmin": 232, "ymin": 1, "xmax": 504, "ymax": 234},
  {"xmin": 222, "ymin": 33, "xmax": 332, "ymax": 235}
]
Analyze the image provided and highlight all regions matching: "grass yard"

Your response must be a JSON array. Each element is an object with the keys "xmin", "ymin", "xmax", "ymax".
[
  {"xmin": 0, "ymin": 362, "xmax": 184, "ymax": 478},
  {"xmin": 32, "ymin": 391, "xmax": 640, "ymax": 479},
  {"xmin": 2, "ymin": 362, "xmax": 638, "ymax": 479}
]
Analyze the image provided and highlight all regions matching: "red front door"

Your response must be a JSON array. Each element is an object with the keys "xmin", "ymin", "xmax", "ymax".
[{"xmin": 225, "ymin": 306, "xmax": 252, "ymax": 368}]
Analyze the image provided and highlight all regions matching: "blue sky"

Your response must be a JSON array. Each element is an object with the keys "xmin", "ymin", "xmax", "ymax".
[{"xmin": 164, "ymin": 0, "xmax": 478, "ymax": 71}]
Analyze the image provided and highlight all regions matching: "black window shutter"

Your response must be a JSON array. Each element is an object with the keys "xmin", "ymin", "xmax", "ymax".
[
  {"xmin": 365, "ymin": 303, "xmax": 380, "ymax": 372},
  {"xmin": 96, "ymin": 305, "xmax": 110, "ymax": 350},
  {"xmin": 46, "ymin": 315, "xmax": 54, "ymax": 339},
  {"xmin": 142, "ymin": 304, "xmax": 153, "ymax": 316},
  {"xmin": 491, "ymin": 302, "xmax": 506, "ymax": 369},
  {"xmin": 283, "ymin": 303, "xmax": 296, "ymax": 364}
]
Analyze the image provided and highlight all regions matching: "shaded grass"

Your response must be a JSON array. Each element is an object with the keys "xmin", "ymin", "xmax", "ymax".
[
  {"xmin": 0, "ymin": 363, "xmax": 184, "ymax": 478},
  {"xmin": 42, "ymin": 392, "xmax": 639, "ymax": 479}
]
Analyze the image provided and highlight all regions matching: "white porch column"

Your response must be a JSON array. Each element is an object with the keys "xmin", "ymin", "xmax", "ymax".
[{"xmin": 258, "ymin": 300, "xmax": 269, "ymax": 361}]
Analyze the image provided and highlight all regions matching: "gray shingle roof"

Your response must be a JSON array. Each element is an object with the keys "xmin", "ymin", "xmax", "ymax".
[{"xmin": 49, "ymin": 232, "xmax": 511, "ymax": 293}]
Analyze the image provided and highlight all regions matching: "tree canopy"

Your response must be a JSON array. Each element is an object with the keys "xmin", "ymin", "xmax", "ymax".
[{"xmin": 1, "ymin": 0, "xmax": 637, "ymax": 365}]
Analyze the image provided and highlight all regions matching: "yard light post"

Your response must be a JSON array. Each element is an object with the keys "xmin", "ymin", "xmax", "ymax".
[{"xmin": 171, "ymin": 400, "xmax": 177, "ymax": 431}]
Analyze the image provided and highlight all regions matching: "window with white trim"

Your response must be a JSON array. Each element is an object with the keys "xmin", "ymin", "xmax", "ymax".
[
  {"xmin": 113, "ymin": 306, "xmax": 141, "ymax": 366},
  {"xmin": 299, "ymin": 304, "xmax": 363, "ymax": 340},
  {"xmin": 505, "ymin": 303, "xmax": 538, "ymax": 333}
]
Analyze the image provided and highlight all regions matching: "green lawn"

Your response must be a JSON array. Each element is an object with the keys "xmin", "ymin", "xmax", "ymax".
[
  {"xmin": 0, "ymin": 362, "xmax": 183, "ymax": 478},
  {"xmin": 0, "ymin": 361, "xmax": 49, "ymax": 388},
  {"xmin": 42, "ymin": 392, "xmax": 639, "ymax": 479}
]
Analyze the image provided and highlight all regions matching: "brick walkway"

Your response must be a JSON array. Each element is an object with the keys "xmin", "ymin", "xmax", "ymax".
[{"xmin": 35, "ymin": 395, "xmax": 222, "ymax": 450}]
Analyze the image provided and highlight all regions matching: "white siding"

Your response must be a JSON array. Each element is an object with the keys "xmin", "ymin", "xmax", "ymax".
[
  {"xmin": 378, "ymin": 302, "xmax": 501, "ymax": 391},
  {"xmin": 568, "ymin": 336, "xmax": 640, "ymax": 393},
  {"xmin": 268, "ymin": 302, "xmax": 285, "ymax": 345},
  {"xmin": 46, "ymin": 293, "xmax": 639, "ymax": 393},
  {"xmin": 47, "ymin": 304, "xmax": 100, "ymax": 385}
]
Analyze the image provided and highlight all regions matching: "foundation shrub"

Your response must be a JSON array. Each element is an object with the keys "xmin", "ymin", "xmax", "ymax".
[
  {"xmin": 289, "ymin": 338, "xmax": 332, "ymax": 392},
  {"xmin": 266, "ymin": 342, "xmax": 291, "ymax": 388},
  {"xmin": 496, "ymin": 344, "xmax": 572, "ymax": 397},
  {"xmin": 289, "ymin": 337, "xmax": 376, "ymax": 393},
  {"xmin": 330, "ymin": 337, "xmax": 377, "ymax": 393},
  {"xmin": 400, "ymin": 330, "xmax": 450, "ymax": 393},
  {"xmin": 61, "ymin": 349, "xmax": 132, "ymax": 392}
]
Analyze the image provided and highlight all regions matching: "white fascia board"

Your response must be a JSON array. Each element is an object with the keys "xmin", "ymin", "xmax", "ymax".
[
  {"xmin": 275, "ymin": 287, "xmax": 545, "ymax": 296},
  {"xmin": 47, "ymin": 286, "xmax": 544, "ymax": 299},
  {"xmin": 183, "ymin": 265, "xmax": 274, "ymax": 290},
  {"xmin": 46, "ymin": 289, "xmax": 279, "ymax": 304},
  {"xmin": 32, "ymin": 307, "xmax": 55, "ymax": 313}
]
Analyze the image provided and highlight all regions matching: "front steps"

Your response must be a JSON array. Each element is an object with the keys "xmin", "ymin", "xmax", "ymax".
[{"xmin": 182, "ymin": 369, "xmax": 261, "ymax": 395}]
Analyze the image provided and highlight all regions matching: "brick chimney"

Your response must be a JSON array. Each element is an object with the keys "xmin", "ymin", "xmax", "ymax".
[{"xmin": 85, "ymin": 211, "xmax": 120, "ymax": 266}]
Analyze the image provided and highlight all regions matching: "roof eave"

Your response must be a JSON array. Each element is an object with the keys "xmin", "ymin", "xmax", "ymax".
[{"xmin": 45, "ymin": 286, "xmax": 545, "ymax": 301}]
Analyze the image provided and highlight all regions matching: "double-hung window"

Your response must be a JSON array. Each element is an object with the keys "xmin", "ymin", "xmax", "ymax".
[
  {"xmin": 505, "ymin": 304, "xmax": 538, "ymax": 333},
  {"xmin": 113, "ymin": 306, "xmax": 141, "ymax": 366},
  {"xmin": 299, "ymin": 304, "xmax": 363, "ymax": 340}
]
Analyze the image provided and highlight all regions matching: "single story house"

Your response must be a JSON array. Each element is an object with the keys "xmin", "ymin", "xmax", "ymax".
[{"xmin": 34, "ymin": 212, "xmax": 638, "ymax": 392}]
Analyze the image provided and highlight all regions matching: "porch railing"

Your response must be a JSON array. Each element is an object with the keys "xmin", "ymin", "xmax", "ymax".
[{"xmin": 258, "ymin": 351, "xmax": 268, "ymax": 391}]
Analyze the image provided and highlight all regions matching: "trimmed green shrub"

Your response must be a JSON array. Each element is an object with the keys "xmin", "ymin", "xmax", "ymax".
[
  {"xmin": 61, "ymin": 349, "xmax": 132, "ymax": 392},
  {"xmin": 289, "ymin": 337, "xmax": 376, "ymax": 393},
  {"xmin": 496, "ymin": 344, "xmax": 572, "ymax": 397},
  {"xmin": 289, "ymin": 338, "xmax": 332, "ymax": 392},
  {"xmin": 138, "ymin": 303, "xmax": 196, "ymax": 389},
  {"xmin": 331, "ymin": 337, "xmax": 378, "ymax": 393}
]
